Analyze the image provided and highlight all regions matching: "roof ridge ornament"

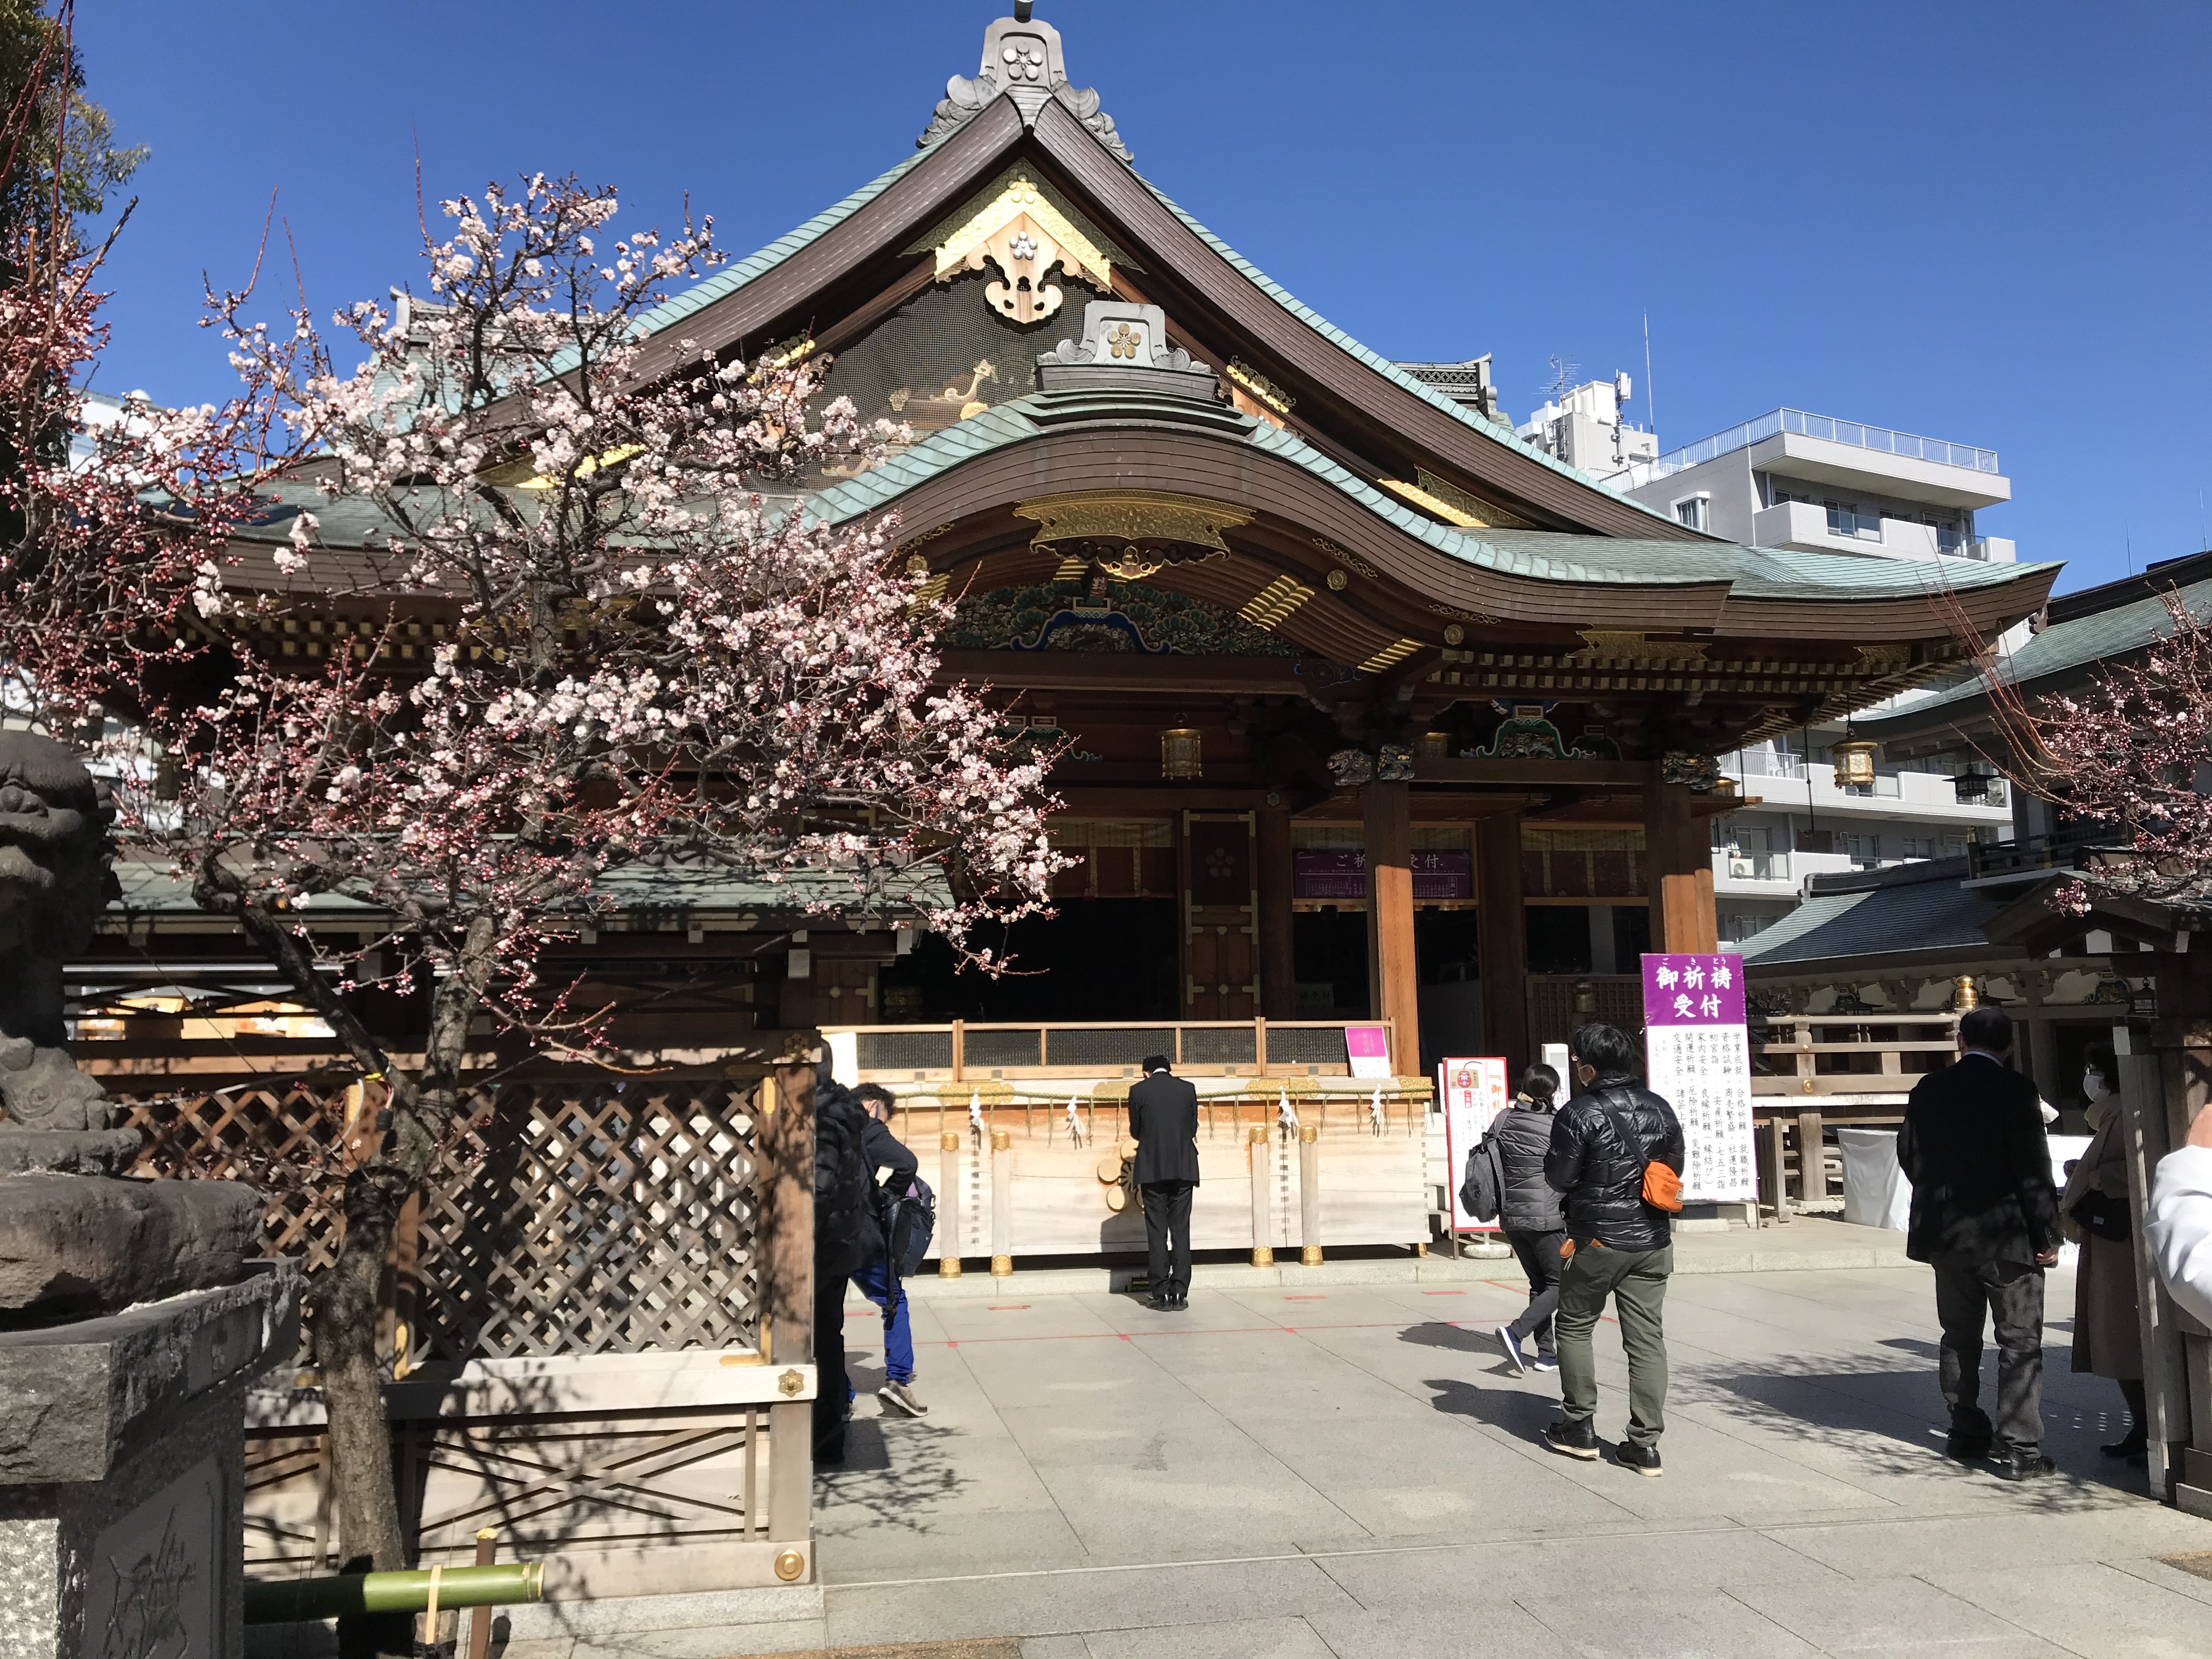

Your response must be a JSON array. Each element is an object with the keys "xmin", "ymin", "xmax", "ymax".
[{"xmin": 918, "ymin": 7, "xmax": 1133, "ymax": 163}]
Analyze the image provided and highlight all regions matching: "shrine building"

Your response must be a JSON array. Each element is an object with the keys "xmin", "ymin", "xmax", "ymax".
[{"xmin": 89, "ymin": 5, "xmax": 2055, "ymax": 1114}]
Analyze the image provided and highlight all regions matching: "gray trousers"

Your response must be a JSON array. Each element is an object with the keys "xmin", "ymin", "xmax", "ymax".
[
  {"xmin": 1556, "ymin": 1243, "xmax": 1673, "ymax": 1448},
  {"xmin": 1932, "ymin": 1251, "xmax": 2045, "ymax": 1455}
]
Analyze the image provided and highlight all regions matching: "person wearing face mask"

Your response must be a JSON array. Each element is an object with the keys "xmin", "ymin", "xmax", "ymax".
[{"xmin": 2057, "ymin": 1044, "xmax": 2145, "ymax": 1464}]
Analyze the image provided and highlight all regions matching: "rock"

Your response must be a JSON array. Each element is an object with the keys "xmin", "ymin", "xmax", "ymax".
[
  {"xmin": 0, "ymin": 1174, "xmax": 265, "ymax": 1319},
  {"xmin": 0, "ymin": 1126, "xmax": 143, "ymax": 1175}
]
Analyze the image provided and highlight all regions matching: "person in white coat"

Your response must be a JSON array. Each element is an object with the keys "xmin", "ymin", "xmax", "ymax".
[{"xmin": 2149, "ymin": 1105, "xmax": 2212, "ymax": 1330}]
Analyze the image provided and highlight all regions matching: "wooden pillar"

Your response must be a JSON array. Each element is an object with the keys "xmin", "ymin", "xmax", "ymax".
[
  {"xmin": 1645, "ymin": 781, "xmax": 1718, "ymax": 953},
  {"xmin": 1476, "ymin": 811, "xmax": 1529, "ymax": 1074},
  {"xmin": 758, "ymin": 1060, "xmax": 817, "ymax": 1363},
  {"xmin": 1364, "ymin": 781, "xmax": 1419, "ymax": 1074},
  {"xmin": 1257, "ymin": 804, "xmax": 1296, "ymax": 1020}
]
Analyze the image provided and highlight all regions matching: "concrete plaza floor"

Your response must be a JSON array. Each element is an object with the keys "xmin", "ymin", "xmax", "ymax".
[{"xmin": 512, "ymin": 1251, "xmax": 2212, "ymax": 1658}]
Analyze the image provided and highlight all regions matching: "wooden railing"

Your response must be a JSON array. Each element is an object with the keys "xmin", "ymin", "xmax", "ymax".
[
  {"xmin": 828, "ymin": 1018, "xmax": 1400, "ymax": 1081},
  {"xmin": 1749, "ymin": 1011, "xmax": 1960, "ymax": 1214}
]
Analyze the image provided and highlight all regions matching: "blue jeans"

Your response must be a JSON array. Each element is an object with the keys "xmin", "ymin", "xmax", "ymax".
[{"xmin": 848, "ymin": 1261, "xmax": 915, "ymax": 1391}]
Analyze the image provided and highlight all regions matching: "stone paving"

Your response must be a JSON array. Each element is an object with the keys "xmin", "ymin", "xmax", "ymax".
[{"xmin": 506, "ymin": 1257, "xmax": 2212, "ymax": 1658}]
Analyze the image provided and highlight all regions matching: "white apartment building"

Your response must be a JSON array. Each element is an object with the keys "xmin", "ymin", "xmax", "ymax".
[
  {"xmin": 1705, "ymin": 741, "xmax": 2017, "ymax": 944},
  {"xmin": 1616, "ymin": 406, "xmax": 2013, "ymax": 566},
  {"xmin": 1510, "ymin": 388, "xmax": 2028, "ymax": 943}
]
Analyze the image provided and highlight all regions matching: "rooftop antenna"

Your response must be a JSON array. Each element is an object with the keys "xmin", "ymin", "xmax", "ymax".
[
  {"xmin": 1014, "ymin": 0, "xmax": 1033, "ymax": 17},
  {"xmin": 1642, "ymin": 311, "xmax": 1656, "ymax": 442},
  {"xmin": 1542, "ymin": 354, "xmax": 1579, "ymax": 404}
]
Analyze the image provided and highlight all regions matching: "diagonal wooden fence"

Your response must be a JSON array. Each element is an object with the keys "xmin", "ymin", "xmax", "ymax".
[{"xmin": 111, "ymin": 1068, "xmax": 820, "ymax": 1593}]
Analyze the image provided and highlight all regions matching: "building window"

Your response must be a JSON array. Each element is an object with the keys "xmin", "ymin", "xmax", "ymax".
[
  {"xmin": 1673, "ymin": 494, "xmax": 1709, "ymax": 531},
  {"xmin": 1847, "ymin": 833, "xmax": 1881, "ymax": 869},
  {"xmin": 1824, "ymin": 501, "xmax": 1883, "ymax": 541},
  {"xmin": 1900, "ymin": 836, "xmax": 1934, "ymax": 860}
]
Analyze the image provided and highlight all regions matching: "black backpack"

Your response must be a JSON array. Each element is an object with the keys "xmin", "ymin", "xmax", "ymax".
[
  {"xmin": 813, "ymin": 1085, "xmax": 883, "ymax": 1277},
  {"xmin": 882, "ymin": 1175, "xmax": 937, "ymax": 1280},
  {"xmin": 1459, "ymin": 1135, "xmax": 1505, "ymax": 1224}
]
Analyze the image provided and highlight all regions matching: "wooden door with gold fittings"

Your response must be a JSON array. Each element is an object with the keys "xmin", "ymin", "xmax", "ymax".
[{"xmin": 1181, "ymin": 810, "xmax": 1259, "ymax": 1019}]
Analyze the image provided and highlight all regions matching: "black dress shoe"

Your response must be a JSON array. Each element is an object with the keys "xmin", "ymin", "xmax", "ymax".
[
  {"xmin": 2100, "ymin": 1429, "xmax": 2148, "ymax": 1459},
  {"xmin": 1147, "ymin": 1293, "xmax": 1172, "ymax": 1311},
  {"xmin": 1170, "ymin": 1293, "xmax": 1189, "ymax": 1310},
  {"xmin": 1990, "ymin": 1450, "xmax": 2056, "ymax": 1482}
]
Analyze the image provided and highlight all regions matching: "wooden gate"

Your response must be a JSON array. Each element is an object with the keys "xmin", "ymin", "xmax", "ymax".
[{"xmin": 1182, "ymin": 810, "xmax": 1259, "ymax": 1019}]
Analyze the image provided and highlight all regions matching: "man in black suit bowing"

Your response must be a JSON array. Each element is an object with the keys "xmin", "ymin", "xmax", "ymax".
[{"xmin": 1128, "ymin": 1053, "xmax": 1200, "ymax": 1311}]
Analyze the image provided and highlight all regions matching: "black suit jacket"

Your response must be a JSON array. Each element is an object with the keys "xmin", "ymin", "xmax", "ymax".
[
  {"xmin": 1898, "ymin": 1053, "xmax": 2061, "ymax": 1266},
  {"xmin": 1127, "ymin": 1072, "xmax": 1200, "ymax": 1187}
]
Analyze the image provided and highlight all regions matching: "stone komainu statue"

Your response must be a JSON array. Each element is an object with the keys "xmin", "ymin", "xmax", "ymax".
[{"xmin": 0, "ymin": 730, "xmax": 121, "ymax": 1138}]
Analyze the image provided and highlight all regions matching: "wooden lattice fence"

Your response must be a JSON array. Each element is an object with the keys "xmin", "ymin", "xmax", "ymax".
[{"xmin": 115, "ymin": 1073, "xmax": 766, "ymax": 1365}]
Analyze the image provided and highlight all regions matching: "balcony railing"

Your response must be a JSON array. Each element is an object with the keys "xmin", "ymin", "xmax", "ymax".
[{"xmin": 1624, "ymin": 407, "xmax": 2000, "ymax": 488}]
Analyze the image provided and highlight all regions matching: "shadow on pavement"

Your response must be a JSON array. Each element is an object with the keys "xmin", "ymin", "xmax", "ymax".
[{"xmin": 1678, "ymin": 1348, "xmax": 2149, "ymax": 1511}]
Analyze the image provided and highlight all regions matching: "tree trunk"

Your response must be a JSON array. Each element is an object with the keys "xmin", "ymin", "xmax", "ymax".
[
  {"xmin": 228, "ymin": 901, "xmax": 497, "ymax": 1636},
  {"xmin": 320, "ymin": 1161, "xmax": 409, "ymax": 1572}
]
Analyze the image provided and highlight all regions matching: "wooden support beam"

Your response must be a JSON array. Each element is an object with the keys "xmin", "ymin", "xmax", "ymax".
[
  {"xmin": 1364, "ymin": 781, "xmax": 1420, "ymax": 1074},
  {"xmin": 1256, "ymin": 804, "xmax": 1296, "ymax": 1020},
  {"xmin": 1476, "ymin": 812, "xmax": 1530, "ymax": 1075},
  {"xmin": 1645, "ymin": 781, "xmax": 1718, "ymax": 953}
]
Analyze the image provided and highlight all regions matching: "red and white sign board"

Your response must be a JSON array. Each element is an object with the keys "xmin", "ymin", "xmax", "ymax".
[{"xmin": 1438, "ymin": 1055, "xmax": 1511, "ymax": 1232}]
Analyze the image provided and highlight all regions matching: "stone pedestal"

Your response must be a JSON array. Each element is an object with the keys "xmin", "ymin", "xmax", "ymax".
[{"xmin": 0, "ymin": 1262, "xmax": 301, "ymax": 1659}]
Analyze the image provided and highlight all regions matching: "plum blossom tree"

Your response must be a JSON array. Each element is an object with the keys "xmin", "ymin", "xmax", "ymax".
[
  {"xmin": 2001, "ymin": 589, "xmax": 2212, "ymax": 913},
  {"xmin": 25, "ymin": 173, "xmax": 1062, "ymax": 1575}
]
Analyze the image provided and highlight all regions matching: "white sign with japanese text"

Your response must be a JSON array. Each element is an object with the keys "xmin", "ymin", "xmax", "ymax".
[{"xmin": 1640, "ymin": 953, "xmax": 1757, "ymax": 1204}]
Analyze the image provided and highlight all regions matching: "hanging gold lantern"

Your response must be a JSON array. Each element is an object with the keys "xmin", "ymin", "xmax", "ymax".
[
  {"xmin": 1160, "ymin": 724, "xmax": 1203, "ymax": 780},
  {"xmin": 1415, "ymin": 729, "xmax": 1453, "ymax": 760},
  {"xmin": 1831, "ymin": 738, "xmax": 1878, "ymax": 790}
]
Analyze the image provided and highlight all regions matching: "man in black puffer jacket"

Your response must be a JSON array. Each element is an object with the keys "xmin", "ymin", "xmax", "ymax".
[
  {"xmin": 813, "ymin": 1071, "xmax": 885, "ymax": 1466},
  {"xmin": 1541, "ymin": 1022, "xmax": 1685, "ymax": 1478}
]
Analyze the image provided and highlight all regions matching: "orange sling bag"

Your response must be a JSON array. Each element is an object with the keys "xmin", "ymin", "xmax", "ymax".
[{"xmin": 1596, "ymin": 1094, "xmax": 1683, "ymax": 1215}]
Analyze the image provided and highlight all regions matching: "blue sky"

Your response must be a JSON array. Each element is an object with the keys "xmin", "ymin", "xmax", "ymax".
[{"xmin": 76, "ymin": 1, "xmax": 2210, "ymax": 594}]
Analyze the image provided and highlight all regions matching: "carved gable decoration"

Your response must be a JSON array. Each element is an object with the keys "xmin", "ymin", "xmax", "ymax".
[
  {"xmin": 935, "ymin": 177, "xmax": 1113, "ymax": 326},
  {"xmin": 918, "ymin": 8, "xmax": 1133, "ymax": 162},
  {"xmin": 1037, "ymin": 300, "xmax": 1221, "ymax": 400}
]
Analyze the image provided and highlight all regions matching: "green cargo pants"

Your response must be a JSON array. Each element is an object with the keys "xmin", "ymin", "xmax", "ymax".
[{"xmin": 1554, "ymin": 1241, "xmax": 1674, "ymax": 1448}]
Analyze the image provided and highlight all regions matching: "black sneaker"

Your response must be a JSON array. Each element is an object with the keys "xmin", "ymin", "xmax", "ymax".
[
  {"xmin": 1613, "ymin": 1440, "xmax": 1663, "ymax": 1478},
  {"xmin": 1493, "ymin": 1324, "xmax": 1527, "ymax": 1378},
  {"xmin": 1147, "ymin": 1293, "xmax": 1172, "ymax": 1312},
  {"xmin": 1990, "ymin": 1450, "xmax": 2056, "ymax": 1482},
  {"xmin": 1542, "ymin": 1418, "xmax": 1599, "ymax": 1460}
]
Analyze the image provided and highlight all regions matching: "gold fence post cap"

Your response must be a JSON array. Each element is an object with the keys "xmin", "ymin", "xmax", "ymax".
[{"xmin": 774, "ymin": 1548, "xmax": 806, "ymax": 1582}]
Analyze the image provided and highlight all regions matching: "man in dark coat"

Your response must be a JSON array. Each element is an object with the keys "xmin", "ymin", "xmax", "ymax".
[
  {"xmin": 1127, "ymin": 1053, "xmax": 1200, "ymax": 1310},
  {"xmin": 851, "ymin": 1084, "xmax": 927, "ymax": 1418},
  {"xmin": 1898, "ymin": 1005, "xmax": 2062, "ymax": 1481},
  {"xmin": 1541, "ymin": 1023, "xmax": 1685, "ymax": 1477},
  {"xmin": 812, "ymin": 1071, "xmax": 884, "ymax": 1465}
]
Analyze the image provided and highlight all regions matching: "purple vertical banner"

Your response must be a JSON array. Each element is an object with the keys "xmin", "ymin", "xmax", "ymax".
[{"xmin": 1640, "ymin": 953, "xmax": 1746, "ymax": 1028}]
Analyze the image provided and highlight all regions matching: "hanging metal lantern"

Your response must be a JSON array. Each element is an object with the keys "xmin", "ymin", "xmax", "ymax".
[
  {"xmin": 1415, "ymin": 729, "xmax": 1453, "ymax": 760},
  {"xmin": 1160, "ymin": 724, "xmax": 1203, "ymax": 780},
  {"xmin": 1954, "ymin": 760, "xmax": 1997, "ymax": 804},
  {"xmin": 1831, "ymin": 738, "xmax": 1878, "ymax": 790}
]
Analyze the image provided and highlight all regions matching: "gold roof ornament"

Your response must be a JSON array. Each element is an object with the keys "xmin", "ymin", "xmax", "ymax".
[{"xmin": 1013, "ymin": 488, "xmax": 1251, "ymax": 557}]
